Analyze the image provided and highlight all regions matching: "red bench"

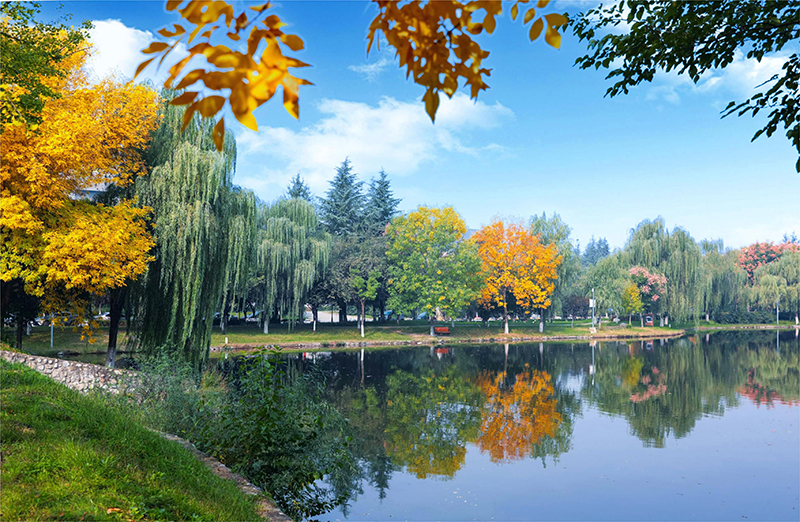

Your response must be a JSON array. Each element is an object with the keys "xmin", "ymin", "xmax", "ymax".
[{"xmin": 433, "ymin": 326, "xmax": 450, "ymax": 335}]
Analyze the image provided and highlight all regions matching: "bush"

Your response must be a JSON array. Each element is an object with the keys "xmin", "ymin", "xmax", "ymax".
[
  {"xmin": 714, "ymin": 310, "xmax": 774, "ymax": 324},
  {"xmin": 109, "ymin": 350, "xmax": 357, "ymax": 520}
]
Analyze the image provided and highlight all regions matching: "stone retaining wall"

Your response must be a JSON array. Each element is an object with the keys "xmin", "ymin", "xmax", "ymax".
[{"xmin": 0, "ymin": 351, "xmax": 138, "ymax": 394}]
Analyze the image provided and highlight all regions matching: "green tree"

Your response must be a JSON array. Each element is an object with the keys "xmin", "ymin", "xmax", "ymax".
[
  {"xmin": 582, "ymin": 236, "xmax": 610, "ymax": 267},
  {"xmin": 699, "ymin": 243, "xmax": 748, "ymax": 321},
  {"xmin": 251, "ymin": 198, "xmax": 330, "ymax": 333},
  {"xmin": 621, "ymin": 283, "xmax": 644, "ymax": 326},
  {"xmin": 386, "ymin": 206, "xmax": 483, "ymax": 335},
  {"xmin": 581, "ymin": 253, "xmax": 630, "ymax": 319},
  {"xmin": 286, "ymin": 172, "xmax": 314, "ymax": 202},
  {"xmin": 529, "ymin": 212, "xmax": 580, "ymax": 324},
  {"xmin": 352, "ymin": 268, "xmax": 381, "ymax": 337},
  {"xmin": 132, "ymin": 103, "xmax": 249, "ymax": 369},
  {"xmin": 752, "ymin": 251, "xmax": 800, "ymax": 321},
  {"xmin": 0, "ymin": 2, "xmax": 90, "ymax": 126},
  {"xmin": 364, "ymin": 169, "xmax": 401, "ymax": 236},
  {"xmin": 319, "ymin": 158, "xmax": 365, "ymax": 237},
  {"xmin": 625, "ymin": 218, "xmax": 703, "ymax": 323},
  {"xmin": 571, "ymin": 1, "xmax": 800, "ymax": 171}
]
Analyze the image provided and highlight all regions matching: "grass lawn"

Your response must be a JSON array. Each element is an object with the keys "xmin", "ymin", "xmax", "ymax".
[{"xmin": 0, "ymin": 360, "xmax": 263, "ymax": 522}]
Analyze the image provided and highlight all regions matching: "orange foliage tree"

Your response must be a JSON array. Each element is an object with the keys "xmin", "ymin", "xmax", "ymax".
[
  {"xmin": 0, "ymin": 48, "xmax": 160, "ymax": 338},
  {"xmin": 138, "ymin": 0, "xmax": 568, "ymax": 149},
  {"xmin": 476, "ymin": 366, "xmax": 561, "ymax": 462},
  {"xmin": 473, "ymin": 221, "xmax": 561, "ymax": 334}
]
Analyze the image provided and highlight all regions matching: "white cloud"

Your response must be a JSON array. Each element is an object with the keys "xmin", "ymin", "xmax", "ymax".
[
  {"xmin": 646, "ymin": 50, "xmax": 790, "ymax": 105},
  {"xmin": 235, "ymin": 93, "xmax": 514, "ymax": 199},
  {"xmin": 87, "ymin": 19, "xmax": 188, "ymax": 85},
  {"xmin": 349, "ymin": 57, "xmax": 392, "ymax": 82}
]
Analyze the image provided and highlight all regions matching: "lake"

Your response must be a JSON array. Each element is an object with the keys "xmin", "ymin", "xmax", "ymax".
[{"xmin": 277, "ymin": 331, "xmax": 800, "ymax": 521}]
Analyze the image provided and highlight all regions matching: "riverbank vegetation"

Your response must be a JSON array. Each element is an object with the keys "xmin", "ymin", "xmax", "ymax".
[{"xmin": 0, "ymin": 359, "xmax": 262, "ymax": 521}]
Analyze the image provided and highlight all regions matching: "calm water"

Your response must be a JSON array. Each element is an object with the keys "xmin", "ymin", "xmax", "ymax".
[{"xmin": 278, "ymin": 331, "xmax": 800, "ymax": 521}]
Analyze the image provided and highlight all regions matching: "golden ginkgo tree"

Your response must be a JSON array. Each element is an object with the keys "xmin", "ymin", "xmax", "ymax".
[
  {"xmin": 1, "ymin": 47, "xmax": 160, "ymax": 340},
  {"xmin": 473, "ymin": 221, "xmax": 561, "ymax": 334},
  {"xmin": 137, "ymin": 0, "xmax": 568, "ymax": 149}
]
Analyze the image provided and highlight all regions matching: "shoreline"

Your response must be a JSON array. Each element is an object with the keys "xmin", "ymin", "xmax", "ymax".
[{"xmin": 211, "ymin": 328, "xmax": 687, "ymax": 353}]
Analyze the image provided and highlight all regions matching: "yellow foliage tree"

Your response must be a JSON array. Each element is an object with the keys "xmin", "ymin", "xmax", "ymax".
[
  {"xmin": 476, "ymin": 366, "xmax": 561, "ymax": 463},
  {"xmin": 139, "ymin": 0, "xmax": 568, "ymax": 149},
  {"xmin": 0, "ymin": 47, "xmax": 160, "ymax": 335},
  {"xmin": 473, "ymin": 221, "xmax": 561, "ymax": 334}
]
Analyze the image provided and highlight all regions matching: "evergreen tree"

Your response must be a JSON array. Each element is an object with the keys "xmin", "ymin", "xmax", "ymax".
[
  {"xmin": 286, "ymin": 172, "xmax": 313, "ymax": 202},
  {"xmin": 583, "ymin": 236, "xmax": 610, "ymax": 267},
  {"xmin": 364, "ymin": 169, "xmax": 401, "ymax": 235},
  {"xmin": 319, "ymin": 158, "xmax": 365, "ymax": 236}
]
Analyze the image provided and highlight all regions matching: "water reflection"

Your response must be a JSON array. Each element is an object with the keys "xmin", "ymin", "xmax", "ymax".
[{"xmin": 278, "ymin": 330, "xmax": 799, "ymax": 519}]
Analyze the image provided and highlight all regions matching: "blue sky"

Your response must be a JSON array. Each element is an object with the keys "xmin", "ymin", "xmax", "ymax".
[{"xmin": 45, "ymin": 1, "xmax": 799, "ymax": 250}]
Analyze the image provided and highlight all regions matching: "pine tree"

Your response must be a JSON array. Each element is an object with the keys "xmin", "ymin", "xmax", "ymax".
[
  {"xmin": 583, "ymin": 236, "xmax": 610, "ymax": 267},
  {"xmin": 364, "ymin": 169, "xmax": 401, "ymax": 235},
  {"xmin": 319, "ymin": 158, "xmax": 365, "ymax": 236},
  {"xmin": 286, "ymin": 172, "xmax": 313, "ymax": 202}
]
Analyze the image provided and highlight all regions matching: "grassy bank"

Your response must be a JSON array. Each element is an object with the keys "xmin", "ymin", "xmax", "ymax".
[{"xmin": 0, "ymin": 360, "xmax": 262, "ymax": 522}]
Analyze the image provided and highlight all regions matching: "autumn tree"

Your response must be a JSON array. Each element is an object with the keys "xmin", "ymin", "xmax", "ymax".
[
  {"xmin": 621, "ymin": 283, "xmax": 644, "ymax": 326},
  {"xmin": 137, "ymin": 0, "xmax": 568, "ymax": 148},
  {"xmin": 1, "ymin": 42, "xmax": 159, "ymax": 350},
  {"xmin": 476, "ymin": 367, "xmax": 561, "ymax": 463},
  {"xmin": 473, "ymin": 221, "xmax": 561, "ymax": 334},
  {"xmin": 386, "ymin": 206, "xmax": 483, "ymax": 335},
  {"xmin": 0, "ymin": 2, "xmax": 90, "ymax": 126}
]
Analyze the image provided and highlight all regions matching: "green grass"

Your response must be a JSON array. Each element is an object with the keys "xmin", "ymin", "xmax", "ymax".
[
  {"xmin": 0, "ymin": 360, "xmax": 262, "ymax": 522},
  {"xmin": 8, "ymin": 324, "xmax": 114, "ymax": 359}
]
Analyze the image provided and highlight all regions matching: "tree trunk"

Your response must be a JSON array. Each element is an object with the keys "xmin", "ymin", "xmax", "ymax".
[
  {"xmin": 503, "ymin": 302, "xmax": 509, "ymax": 335},
  {"xmin": 380, "ymin": 301, "xmax": 386, "ymax": 323},
  {"xmin": 539, "ymin": 308, "xmax": 544, "ymax": 333},
  {"xmin": 629, "ymin": 313, "xmax": 632, "ymax": 325},
  {"xmin": 361, "ymin": 301, "xmax": 365, "ymax": 338},
  {"xmin": 16, "ymin": 318, "xmax": 23, "ymax": 351},
  {"xmin": 338, "ymin": 299, "xmax": 347, "ymax": 323},
  {"xmin": 640, "ymin": 314, "xmax": 643, "ymax": 328},
  {"xmin": 106, "ymin": 287, "xmax": 125, "ymax": 368},
  {"xmin": 263, "ymin": 312, "xmax": 269, "ymax": 334},
  {"xmin": 705, "ymin": 312, "xmax": 710, "ymax": 322},
  {"xmin": 430, "ymin": 317, "xmax": 434, "ymax": 336}
]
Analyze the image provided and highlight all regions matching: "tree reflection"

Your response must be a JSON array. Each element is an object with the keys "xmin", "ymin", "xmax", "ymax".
[
  {"xmin": 384, "ymin": 366, "xmax": 483, "ymax": 478},
  {"xmin": 475, "ymin": 366, "xmax": 561, "ymax": 462}
]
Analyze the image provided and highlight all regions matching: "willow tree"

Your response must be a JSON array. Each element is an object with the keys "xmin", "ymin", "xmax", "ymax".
[
  {"xmin": 699, "ymin": 241, "xmax": 748, "ymax": 321},
  {"xmin": 625, "ymin": 218, "xmax": 703, "ymax": 323},
  {"xmin": 529, "ymin": 212, "xmax": 580, "ymax": 322},
  {"xmin": 132, "ymin": 101, "xmax": 252, "ymax": 369},
  {"xmin": 251, "ymin": 198, "xmax": 330, "ymax": 333},
  {"xmin": 752, "ymin": 252, "xmax": 800, "ymax": 322}
]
